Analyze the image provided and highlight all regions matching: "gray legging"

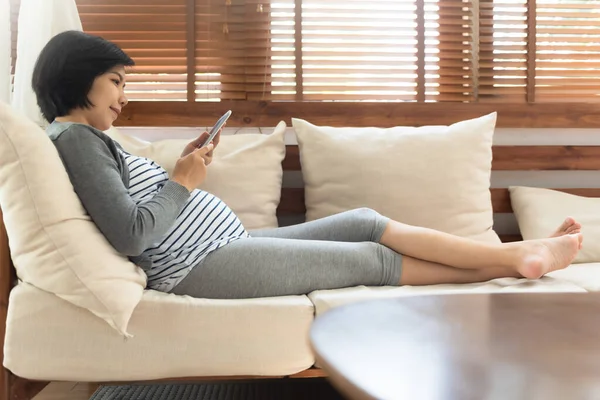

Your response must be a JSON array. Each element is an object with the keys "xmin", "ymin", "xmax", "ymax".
[{"xmin": 170, "ymin": 208, "xmax": 403, "ymax": 299}]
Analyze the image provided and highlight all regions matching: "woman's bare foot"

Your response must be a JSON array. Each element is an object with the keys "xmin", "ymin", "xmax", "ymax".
[
  {"xmin": 550, "ymin": 217, "xmax": 582, "ymax": 238},
  {"xmin": 516, "ymin": 234, "xmax": 582, "ymax": 279}
]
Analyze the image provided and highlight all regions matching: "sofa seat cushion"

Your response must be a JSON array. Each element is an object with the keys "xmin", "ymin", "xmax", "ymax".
[
  {"xmin": 308, "ymin": 276, "xmax": 587, "ymax": 316},
  {"xmin": 547, "ymin": 263, "xmax": 600, "ymax": 292},
  {"xmin": 4, "ymin": 283, "xmax": 315, "ymax": 381}
]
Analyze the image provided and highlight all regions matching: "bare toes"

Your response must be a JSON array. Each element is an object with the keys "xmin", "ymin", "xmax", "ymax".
[
  {"xmin": 563, "ymin": 217, "xmax": 575, "ymax": 228},
  {"xmin": 551, "ymin": 217, "xmax": 580, "ymax": 237}
]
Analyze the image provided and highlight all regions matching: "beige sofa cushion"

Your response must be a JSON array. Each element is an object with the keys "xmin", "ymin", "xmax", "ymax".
[
  {"xmin": 105, "ymin": 122, "xmax": 287, "ymax": 230},
  {"xmin": 5, "ymin": 282, "xmax": 315, "ymax": 381},
  {"xmin": 308, "ymin": 277, "xmax": 587, "ymax": 317},
  {"xmin": 510, "ymin": 186, "xmax": 600, "ymax": 263},
  {"xmin": 548, "ymin": 262, "xmax": 600, "ymax": 292},
  {"xmin": 292, "ymin": 113, "xmax": 499, "ymax": 242},
  {"xmin": 0, "ymin": 102, "xmax": 146, "ymax": 336}
]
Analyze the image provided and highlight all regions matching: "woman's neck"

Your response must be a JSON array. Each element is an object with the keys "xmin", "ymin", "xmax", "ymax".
[{"xmin": 54, "ymin": 111, "xmax": 89, "ymax": 126}]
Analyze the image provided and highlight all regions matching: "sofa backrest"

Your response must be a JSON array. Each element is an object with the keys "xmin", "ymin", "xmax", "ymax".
[
  {"xmin": 275, "ymin": 139, "xmax": 600, "ymax": 244},
  {"xmin": 2, "ymin": 115, "xmax": 600, "ymax": 325}
]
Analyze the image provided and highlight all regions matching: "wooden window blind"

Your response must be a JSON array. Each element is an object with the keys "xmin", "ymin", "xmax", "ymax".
[
  {"xmin": 195, "ymin": 0, "xmax": 274, "ymax": 101},
  {"xmin": 293, "ymin": 0, "xmax": 427, "ymax": 102},
  {"xmin": 269, "ymin": 0, "xmax": 474, "ymax": 102},
  {"xmin": 77, "ymin": 0, "xmax": 189, "ymax": 101},
  {"xmin": 432, "ymin": 0, "xmax": 475, "ymax": 102},
  {"xmin": 535, "ymin": 0, "xmax": 600, "ymax": 102},
  {"xmin": 270, "ymin": 0, "xmax": 297, "ymax": 100},
  {"xmin": 478, "ymin": 0, "xmax": 529, "ymax": 102},
  {"xmin": 7, "ymin": 0, "xmax": 600, "ymax": 107}
]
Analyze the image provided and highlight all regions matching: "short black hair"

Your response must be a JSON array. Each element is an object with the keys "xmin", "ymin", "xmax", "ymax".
[{"xmin": 32, "ymin": 30, "xmax": 135, "ymax": 123}]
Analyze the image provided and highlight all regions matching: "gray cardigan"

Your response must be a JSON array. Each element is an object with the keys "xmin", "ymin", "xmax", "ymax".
[{"xmin": 47, "ymin": 121, "xmax": 190, "ymax": 270}]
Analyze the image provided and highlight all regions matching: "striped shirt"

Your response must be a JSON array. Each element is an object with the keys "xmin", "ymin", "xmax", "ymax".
[{"xmin": 118, "ymin": 148, "xmax": 249, "ymax": 292}]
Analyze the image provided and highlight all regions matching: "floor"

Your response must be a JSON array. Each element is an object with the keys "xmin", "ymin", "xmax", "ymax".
[
  {"xmin": 32, "ymin": 379, "xmax": 342, "ymax": 400},
  {"xmin": 33, "ymin": 382, "xmax": 98, "ymax": 400}
]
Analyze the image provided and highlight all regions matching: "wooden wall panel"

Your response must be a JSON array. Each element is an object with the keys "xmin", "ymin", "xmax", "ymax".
[
  {"xmin": 117, "ymin": 101, "xmax": 600, "ymax": 128},
  {"xmin": 281, "ymin": 145, "xmax": 600, "ymax": 172},
  {"xmin": 277, "ymin": 188, "xmax": 600, "ymax": 216}
]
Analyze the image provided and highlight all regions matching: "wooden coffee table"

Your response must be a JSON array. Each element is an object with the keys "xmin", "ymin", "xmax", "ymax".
[{"xmin": 309, "ymin": 293, "xmax": 600, "ymax": 400}]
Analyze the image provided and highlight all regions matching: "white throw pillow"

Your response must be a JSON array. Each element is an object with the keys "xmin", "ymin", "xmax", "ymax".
[
  {"xmin": 105, "ymin": 122, "xmax": 287, "ymax": 230},
  {"xmin": 292, "ymin": 113, "xmax": 499, "ymax": 243},
  {"xmin": 510, "ymin": 186, "xmax": 600, "ymax": 263},
  {"xmin": 0, "ymin": 101, "xmax": 146, "ymax": 337}
]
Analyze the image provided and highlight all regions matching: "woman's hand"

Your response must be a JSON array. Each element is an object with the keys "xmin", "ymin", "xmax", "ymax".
[
  {"xmin": 180, "ymin": 128, "xmax": 222, "ymax": 165},
  {"xmin": 171, "ymin": 144, "xmax": 214, "ymax": 192}
]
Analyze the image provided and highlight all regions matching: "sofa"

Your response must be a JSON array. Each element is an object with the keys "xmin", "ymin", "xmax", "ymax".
[{"xmin": 2, "ymin": 101, "xmax": 600, "ymax": 400}]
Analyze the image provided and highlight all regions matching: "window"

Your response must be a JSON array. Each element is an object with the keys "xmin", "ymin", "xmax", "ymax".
[
  {"xmin": 194, "ymin": 0, "xmax": 273, "ymax": 101},
  {"xmin": 271, "ymin": 0, "xmax": 467, "ymax": 102},
  {"xmin": 535, "ymin": 0, "xmax": 600, "ymax": 102},
  {"xmin": 229, "ymin": 0, "xmax": 475, "ymax": 102},
  {"xmin": 478, "ymin": 0, "xmax": 529, "ymax": 102},
  {"xmin": 8, "ymin": 0, "xmax": 600, "ymax": 108},
  {"xmin": 77, "ymin": 0, "xmax": 188, "ymax": 101},
  {"xmin": 480, "ymin": 0, "xmax": 600, "ymax": 103}
]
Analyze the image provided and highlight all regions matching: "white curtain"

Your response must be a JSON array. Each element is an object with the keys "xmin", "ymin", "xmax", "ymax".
[
  {"xmin": 0, "ymin": 0, "xmax": 10, "ymax": 104},
  {"xmin": 11, "ymin": 0, "xmax": 82, "ymax": 127}
]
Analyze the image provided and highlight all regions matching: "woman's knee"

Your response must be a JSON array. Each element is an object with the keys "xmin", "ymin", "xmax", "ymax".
[
  {"xmin": 347, "ymin": 207, "xmax": 388, "ymax": 241},
  {"xmin": 348, "ymin": 207, "xmax": 381, "ymax": 222}
]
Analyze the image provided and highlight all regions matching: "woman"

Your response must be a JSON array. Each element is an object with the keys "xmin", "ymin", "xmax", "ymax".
[{"xmin": 33, "ymin": 31, "xmax": 583, "ymax": 299}]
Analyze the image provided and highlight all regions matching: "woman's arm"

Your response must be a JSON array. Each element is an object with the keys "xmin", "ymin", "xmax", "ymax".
[{"xmin": 53, "ymin": 126, "xmax": 190, "ymax": 256}]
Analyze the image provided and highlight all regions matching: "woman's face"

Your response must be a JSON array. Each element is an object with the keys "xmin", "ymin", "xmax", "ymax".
[{"xmin": 82, "ymin": 66, "xmax": 128, "ymax": 131}]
